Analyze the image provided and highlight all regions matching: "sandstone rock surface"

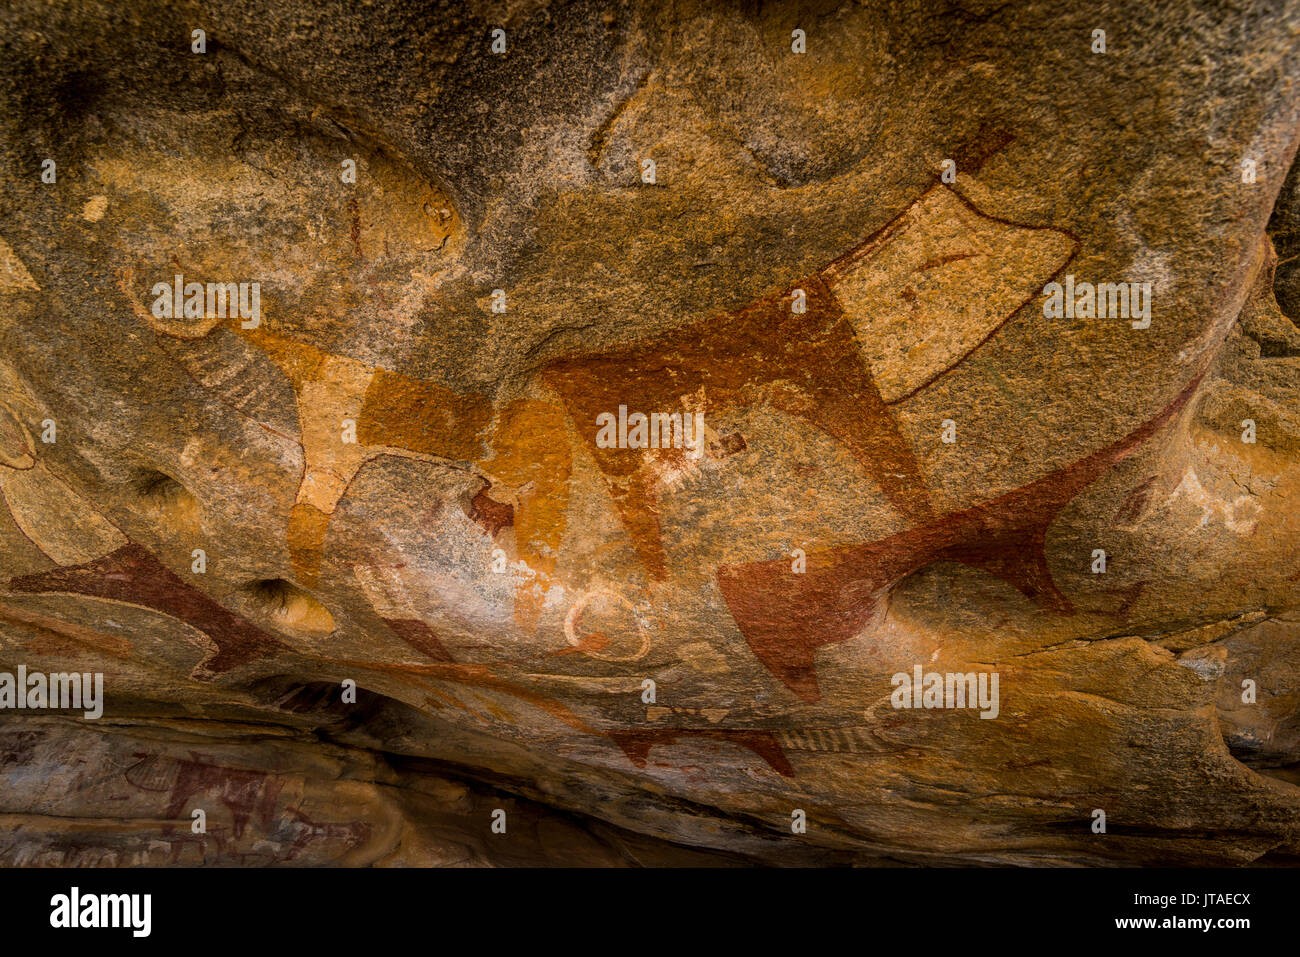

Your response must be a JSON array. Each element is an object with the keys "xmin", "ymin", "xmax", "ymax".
[{"xmin": 1, "ymin": 0, "xmax": 1299, "ymax": 866}]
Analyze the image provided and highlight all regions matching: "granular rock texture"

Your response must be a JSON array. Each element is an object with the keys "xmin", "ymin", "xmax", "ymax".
[{"xmin": 1, "ymin": 0, "xmax": 1299, "ymax": 865}]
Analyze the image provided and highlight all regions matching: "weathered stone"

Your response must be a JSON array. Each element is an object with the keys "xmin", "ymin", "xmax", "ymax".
[{"xmin": 0, "ymin": 0, "xmax": 1299, "ymax": 866}]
